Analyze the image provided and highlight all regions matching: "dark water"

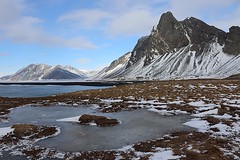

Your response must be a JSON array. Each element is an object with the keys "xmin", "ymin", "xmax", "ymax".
[
  {"xmin": 3, "ymin": 106, "xmax": 193, "ymax": 152},
  {"xmin": 0, "ymin": 85, "xmax": 107, "ymax": 98}
]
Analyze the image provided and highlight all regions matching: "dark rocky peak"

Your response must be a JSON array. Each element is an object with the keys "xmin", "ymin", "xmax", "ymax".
[
  {"xmin": 182, "ymin": 17, "xmax": 226, "ymax": 45},
  {"xmin": 223, "ymin": 26, "xmax": 240, "ymax": 55},
  {"xmin": 156, "ymin": 12, "xmax": 189, "ymax": 49},
  {"xmin": 126, "ymin": 11, "xmax": 239, "ymax": 69},
  {"xmin": 127, "ymin": 11, "xmax": 189, "ymax": 68},
  {"xmin": 127, "ymin": 36, "xmax": 150, "ymax": 66},
  {"xmin": 228, "ymin": 26, "xmax": 240, "ymax": 41},
  {"xmin": 157, "ymin": 11, "xmax": 178, "ymax": 32}
]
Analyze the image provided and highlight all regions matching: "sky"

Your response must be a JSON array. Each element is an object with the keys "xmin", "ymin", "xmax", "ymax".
[{"xmin": 0, "ymin": 0, "xmax": 240, "ymax": 77}]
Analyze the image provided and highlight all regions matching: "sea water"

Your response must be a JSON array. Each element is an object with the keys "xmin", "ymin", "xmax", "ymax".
[{"xmin": 0, "ymin": 85, "xmax": 107, "ymax": 98}]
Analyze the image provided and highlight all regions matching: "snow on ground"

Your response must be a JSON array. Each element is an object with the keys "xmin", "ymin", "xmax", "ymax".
[
  {"xmin": 149, "ymin": 148, "xmax": 182, "ymax": 160},
  {"xmin": 188, "ymin": 101, "xmax": 208, "ymax": 107},
  {"xmin": 188, "ymin": 101, "xmax": 205, "ymax": 107},
  {"xmin": 221, "ymin": 84, "xmax": 238, "ymax": 90},
  {"xmin": 193, "ymin": 108, "xmax": 219, "ymax": 117},
  {"xmin": 185, "ymin": 107, "xmax": 240, "ymax": 137},
  {"xmin": 56, "ymin": 116, "xmax": 80, "ymax": 122},
  {"xmin": 128, "ymin": 100, "xmax": 166, "ymax": 105},
  {"xmin": 0, "ymin": 127, "xmax": 14, "ymax": 138},
  {"xmin": 34, "ymin": 126, "xmax": 61, "ymax": 143},
  {"xmin": 100, "ymin": 99, "xmax": 123, "ymax": 103},
  {"xmin": 0, "ymin": 125, "xmax": 61, "ymax": 159},
  {"xmin": 213, "ymin": 114, "xmax": 234, "ymax": 119},
  {"xmin": 184, "ymin": 118, "xmax": 209, "ymax": 132},
  {"xmin": 223, "ymin": 102, "xmax": 240, "ymax": 108},
  {"xmin": 148, "ymin": 108, "xmax": 188, "ymax": 115},
  {"xmin": 132, "ymin": 147, "xmax": 183, "ymax": 160},
  {"xmin": 167, "ymin": 100, "xmax": 184, "ymax": 105}
]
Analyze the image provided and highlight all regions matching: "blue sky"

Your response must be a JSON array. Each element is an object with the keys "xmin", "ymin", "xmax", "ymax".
[{"xmin": 0, "ymin": 0, "xmax": 240, "ymax": 76}]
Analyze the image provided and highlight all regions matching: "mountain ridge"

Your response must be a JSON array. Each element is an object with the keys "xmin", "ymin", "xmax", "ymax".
[
  {"xmin": 96, "ymin": 11, "xmax": 240, "ymax": 80},
  {"xmin": 0, "ymin": 64, "xmax": 88, "ymax": 81}
]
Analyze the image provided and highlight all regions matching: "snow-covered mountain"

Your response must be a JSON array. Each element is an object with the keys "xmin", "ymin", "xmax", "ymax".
[
  {"xmin": 79, "ymin": 70, "xmax": 100, "ymax": 77},
  {"xmin": 96, "ymin": 11, "xmax": 240, "ymax": 80},
  {"xmin": 94, "ymin": 52, "xmax": 131, "ymax": 79},
  {"xmin": 0, "ymin": 64, "xmax": 87, "ymax": 81}
]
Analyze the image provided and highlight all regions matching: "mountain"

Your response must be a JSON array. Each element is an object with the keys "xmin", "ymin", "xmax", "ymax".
[
  {"xmin": 80, "ymin": 70, "xmax": 100, "ymax": 77},
  {"xmin": 94, "ymin": 52, "xmax": 131, "ymax": 79},
  {"xmin": 0, "ymin": 64, "xmax": 87, "ymax": 81},
  {"xmin": 96, "ymin": 11, "xmax": 240, "ymax": 80}
]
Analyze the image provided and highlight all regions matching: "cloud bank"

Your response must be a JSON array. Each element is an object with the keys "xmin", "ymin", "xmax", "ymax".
[
  {"xmin": 0, "ymin": 0, "xmax": 239, "ymax": 49},
  {"xmin": 58, "ymin": 0, "xmax": 240, "ymax": 37},
  {"xmin": 0, "ymin": 0, "xmax": 96, "ymax": 49}
]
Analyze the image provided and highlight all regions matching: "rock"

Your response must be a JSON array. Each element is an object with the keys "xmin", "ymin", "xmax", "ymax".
[
  {"xmin": 79, "ymin": 114, "xmax": 106, "ymax": 124},
  {"xmin": 226, "ymin": 73, "xmax": 240, "ymax": 80},
  {"xmin": 12, "ymin": 124, "xmax": 38, "ymax": 138},
  {"xmin": 127, "ymin": 11, "xmax": 227, "ymax": 68},
  {"xmin": 79, "ymin": 114, "xmax": 119, "ymax": 127},
  {"xmin": 157, "ymin": 11, "xmax": 189, "ymax": 50},
  {"xmin": 95, "ymin": 118, "xmax": 119, "ymax": 127},
  {"xmin": 1, "ymin": 124, "xmax": 58, "ymax": 144},
  {"xmin": 223, "ymin": 26, "xmax": 240, "ymax": 55}
]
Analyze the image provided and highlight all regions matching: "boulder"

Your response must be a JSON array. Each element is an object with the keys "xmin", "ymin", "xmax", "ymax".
[
  {"xmin": 79, "ymin": 114, "xmax": 119, "ymax": 127},
  {"xmin": 95, "ymin": 118, "xmax": 119, "ymax": 127}
]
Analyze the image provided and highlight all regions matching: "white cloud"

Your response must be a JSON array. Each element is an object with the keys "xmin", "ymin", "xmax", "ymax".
[
  {"xmin": 1, "ymin": 0, "xmax": 239, "ymax": 47},
  {"xmin": 0, "ymin": 0, "xmax": 25, "ymax": 23},
  {"xmin": 58, "ymin": 9, "xmax": 112, "ymax": 29},
  {"xmin": 0, "ymin": 0, "xmax": 96, "ymax": 49},
  {"xmin": 169, "ymin": 0, "xmax": 238, "ymax": 19},
  {"xmin": 169, "ymin": 0, "xmax": 240, "ymax": 31},
  {"xmin": 106, "ymin": 8, "xmax": 159, "ymax": 36},
  {"xmin": 58, "ymin": 1, "xmax": 163, "ymax": 37},
  {"xmin": 212, "ymin": 5, "xmax": 240, "ymax": 31},
  {"xmin": 76, "ymin": 58, "xmax": 91, "ymax": 64}
]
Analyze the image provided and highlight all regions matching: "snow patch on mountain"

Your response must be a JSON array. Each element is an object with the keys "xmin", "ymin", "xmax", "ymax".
[
  {"xmin": 93, "ymin": 52, "xmax": 131, "ymax": 80},
  {"xmin": 0, "ymin": 64, "xmax": 88, "ymax": 81}
]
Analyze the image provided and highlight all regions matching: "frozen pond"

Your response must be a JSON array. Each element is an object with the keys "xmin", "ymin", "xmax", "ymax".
[{"xmin": 3, "ymin": 106, "xmax": 193, "ymax": 152}]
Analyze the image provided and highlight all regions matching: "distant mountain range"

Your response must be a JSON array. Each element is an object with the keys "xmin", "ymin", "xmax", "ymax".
[
  {"xmin": 95, "ymin": 11, "xmax": 240, "ymax": 80},
  {"xmin": 1, "ymin": 11, "xmax": 240, "ymax": 81},
  {"xmin": 0, "ymin": 64, "xmax": 90, "ymax": 81}
]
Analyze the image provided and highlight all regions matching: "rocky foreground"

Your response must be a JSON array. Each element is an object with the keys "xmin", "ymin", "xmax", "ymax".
[{"xmin": 0, "ymin": 79, "xmax": 240, "ymax": 159}]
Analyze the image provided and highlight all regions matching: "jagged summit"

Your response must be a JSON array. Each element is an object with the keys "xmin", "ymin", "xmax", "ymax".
[
  {"xmin": 157, "ymin": 11, "xmax": 178, "ymax": 31},
  {"xmin": 96, "ymin": 11, "xmax": 240, "ymax": 80}
]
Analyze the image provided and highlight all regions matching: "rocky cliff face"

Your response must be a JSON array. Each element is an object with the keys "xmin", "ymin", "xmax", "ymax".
[
  {"xmin": 127, "ymin": 12, "xmax": 226, "ymax": 67},
  {"xmin": 97, "ymin": 11, "xmax": 240, "ymax": 80},
  {"xmin": 223, "ymin": 26, "xmax": 240, "ymax": 55}
]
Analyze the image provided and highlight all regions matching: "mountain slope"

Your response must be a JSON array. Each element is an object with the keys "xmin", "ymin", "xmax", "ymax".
[
  {"xmin": 0, "ymin": 64, "xmax": 87, "ymax": 81},
  {"xmin": 96, "ymin": 11, "xmax": 240, "ymax": 80},
  {"xmin": 94, "ymin": 52, "xmax": 131, "ymax": 79}
]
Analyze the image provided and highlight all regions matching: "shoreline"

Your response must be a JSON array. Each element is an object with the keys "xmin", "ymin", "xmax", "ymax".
[{"xmin": 0, "ymin": 80, "xmax": 148, "ymax": 86}]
